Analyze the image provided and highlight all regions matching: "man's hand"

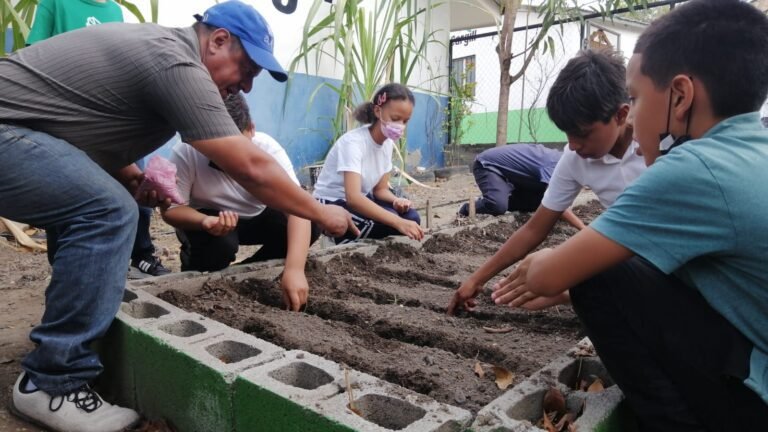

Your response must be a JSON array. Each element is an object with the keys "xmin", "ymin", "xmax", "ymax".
[
  {"xmin": 281, "ymin": 269, "xmax": 309, "ymax": 312},
  {"xmin": 115, "ymin": 164, "xmax": 172, "ymax": 209},
  {"xmin": 318, "ymin": 204, "xmax": 359, "ymax": 238},
  {"xmin": 446, "ymin": 277, "xmax": 484, "ymax": 315},
  {"xmin": 392, "ymin": 197, "xmax": 412, "ymax": 214},
  {"xmin": 201, "ymin": 211, "xmax": 238, "ymax": 237},
  {"xmin": 135, "ymin": 190, "xmax": 172, "ymax": 210}
]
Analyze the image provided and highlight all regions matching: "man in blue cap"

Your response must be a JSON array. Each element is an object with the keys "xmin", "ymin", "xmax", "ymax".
[{"xmin": 0, "ymin": 2, "xmax": 355, "ymax": 430}]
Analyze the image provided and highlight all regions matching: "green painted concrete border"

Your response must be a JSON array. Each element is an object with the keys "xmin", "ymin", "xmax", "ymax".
[
  {"xmin": 233, "ymin": 376, "xmax": 356, "ymax": 432},
  {"xmin": 459, "ymin": 108, "xmax": 567, "ymax": 144},
  {"xmin": 95, "ymin": 303, "xmax": 638, "ymax": 432},
  {"xmin": 98, "ymin": 318, "xmax": 234, "ymax": 432}
]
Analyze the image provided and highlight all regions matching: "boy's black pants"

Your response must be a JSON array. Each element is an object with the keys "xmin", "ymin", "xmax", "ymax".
[
  {"xmin": 570, "ymin": 257, "xmax": 768, "ymax": 431},
  {"xmin": 177, "ymin": 208, "xmax": 320, "ymax": 272}
]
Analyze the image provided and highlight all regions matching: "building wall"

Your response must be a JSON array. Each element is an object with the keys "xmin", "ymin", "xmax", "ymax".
[{"xmin": 451, "ymin": 6, "xmax": 644, "ymax": 144}]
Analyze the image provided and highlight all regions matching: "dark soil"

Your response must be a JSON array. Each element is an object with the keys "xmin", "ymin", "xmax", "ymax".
[{"xmin": 159, "ymin": 202, "xmax": 602, "ymax": 414}]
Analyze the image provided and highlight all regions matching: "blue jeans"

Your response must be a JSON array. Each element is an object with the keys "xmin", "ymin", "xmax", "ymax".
[{"xmin": 0, "ymin": 124, "xmax": 138, "ymax": 396}]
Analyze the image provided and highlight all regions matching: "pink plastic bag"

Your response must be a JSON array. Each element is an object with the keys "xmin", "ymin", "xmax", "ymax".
[{"xmin": 134, "ymin": 156, "xmax": 184, "ymax": 205}]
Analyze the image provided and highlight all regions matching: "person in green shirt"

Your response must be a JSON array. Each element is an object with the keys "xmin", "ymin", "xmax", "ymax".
[{"xmin": 27, "ymin": 0, "xmax": 123, "ymax": 44}]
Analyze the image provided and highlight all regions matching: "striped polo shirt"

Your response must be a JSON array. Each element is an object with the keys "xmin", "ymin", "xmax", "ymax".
[{"xmin": 0, "ymin": 22, "xmax": 240, "ymax": 172}]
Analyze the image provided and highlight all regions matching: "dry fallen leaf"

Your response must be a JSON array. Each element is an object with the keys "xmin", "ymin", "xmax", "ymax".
[
  {"xmin": 555, "ymin": 411, "xmax": 577, "ymax": 431},
  {"xmin": 474, "ymin": 361, "xmax": 485, "ymax": 379},
  {"xmin": 482, "ymin": 326, "xmax": 514, "ymax": 334},
  {"xmin": 542, "ymin": 387, "xmax": 566, "ymax": 415},
  {"xmin": 587, "ymin": 378, "xmax": 605, "ymax": 393},
  {"xmin": 541, "ymin": 410, "xmax": 558, "ymax": 432},
  {"xmin": 492, "ymin": 366, "xmax": 514, "ymax": 390}
]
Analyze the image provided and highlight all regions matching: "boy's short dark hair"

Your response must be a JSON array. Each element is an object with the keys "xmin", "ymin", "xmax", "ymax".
[
  {"xmin": 224, "ymin": 93, "xmax": 252, "ymax": 132},
  {"xmin": 546, "ymin": 50, "xmax": 628, "ymax": 134},
  {"xmin": 634, "ymin": 0, "xmax": 768, "ymax": 118}
]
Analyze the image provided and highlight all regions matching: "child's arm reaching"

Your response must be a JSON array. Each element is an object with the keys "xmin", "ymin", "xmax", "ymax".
[{"xmin": 491, "ymin": 228, "xmax": 633, "ymax": 309}]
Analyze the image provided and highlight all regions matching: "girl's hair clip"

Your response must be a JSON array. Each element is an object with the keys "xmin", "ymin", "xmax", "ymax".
[{"xmin": 376, "ymin": 92, "xmax": 387, "ymax": 106}]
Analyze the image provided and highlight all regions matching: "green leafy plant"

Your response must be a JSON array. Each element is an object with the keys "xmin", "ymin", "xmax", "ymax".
[
  {"xmin": 1, "ymin": 0, "xmax": 158, "ymax": 55},
  {"xmin": 443, "ymin": 61, "xmax": 476, "ymax": 166},
  {"xmin": 290, "ymin": 0, "xmax": 444, "ymax": 158}
]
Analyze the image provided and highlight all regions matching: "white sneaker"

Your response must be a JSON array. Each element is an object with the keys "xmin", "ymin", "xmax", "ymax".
[{"xmin": 10, "ymin": 373, "xmax": 141, "ymax": 432}]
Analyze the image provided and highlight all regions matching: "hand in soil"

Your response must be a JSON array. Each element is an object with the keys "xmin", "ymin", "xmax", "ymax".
[
  {"xmin": 446, "ymin": 278, "xmax": 483, "ymax": 315},
  {"xmin": 281, "ymin": 268, "xmax": 309, "ymax": 311},
  {"xmin": 397, "ymin": 219, "xmax": 424, "ymax": 241}
]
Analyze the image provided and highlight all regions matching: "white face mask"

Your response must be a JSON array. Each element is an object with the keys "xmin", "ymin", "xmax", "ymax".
[{"xmin": 380, "ymin": 120, "xmax": 405, "ymax": 141}]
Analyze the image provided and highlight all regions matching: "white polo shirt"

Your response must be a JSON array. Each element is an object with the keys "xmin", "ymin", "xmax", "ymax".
[
  {"xmin": 170, "ymin": 132, "xmax": 299, "ymax": 218},
  {"xmin": 541, "ymin": 141, "xmax": 646, "ymax": 212}
]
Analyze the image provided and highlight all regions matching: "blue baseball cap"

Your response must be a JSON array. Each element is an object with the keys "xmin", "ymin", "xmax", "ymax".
[{"xmin": 194, "ymin": 0, "xmax": 288, "ymax": 82}]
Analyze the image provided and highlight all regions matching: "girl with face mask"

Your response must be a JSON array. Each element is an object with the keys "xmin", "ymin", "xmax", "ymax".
[{"xmin": 313, "ymin": 83, "xmax": 424, "ymax": 244}]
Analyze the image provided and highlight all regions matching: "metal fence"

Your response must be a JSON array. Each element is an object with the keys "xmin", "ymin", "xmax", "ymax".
[{"xmin": 447, "ymin": 1, "xmax": 687, "ymax": 149}]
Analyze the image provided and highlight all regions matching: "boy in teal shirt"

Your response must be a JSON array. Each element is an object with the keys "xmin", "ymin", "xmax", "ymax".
[
  {"xmin": 492, "ymin": 0, "xmax": 768, "ymax": 429},
  {"xmin": 27, "ymin": 0, "xmax": 123, "ymax": 44}
]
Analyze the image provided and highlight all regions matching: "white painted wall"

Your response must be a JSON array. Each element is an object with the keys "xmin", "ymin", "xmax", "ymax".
[{"xmin": 450, "ymin": 6, "xmax": 644, "ymax": 114}]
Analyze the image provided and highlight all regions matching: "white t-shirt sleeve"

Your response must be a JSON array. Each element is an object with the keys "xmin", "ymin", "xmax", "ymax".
[
  {"xmin": 168, "ymin": 142, "xmax": 196, "ymax": 206},
  {"xmin": 251, "ymin": 132, "xmax": 300, "ymax": 186},
  {"xmin": 335, "ymin": 133, "xmax": 365, "ymax": 175},
  {"xmin": 540, "ymin": 149, "xmax": 583, "ymax": 212}
]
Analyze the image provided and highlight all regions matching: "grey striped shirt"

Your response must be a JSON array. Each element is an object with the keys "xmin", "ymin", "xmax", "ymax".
[{"xmin": 0, "ymin": 23, "xmax": 240, "ymax": 172}]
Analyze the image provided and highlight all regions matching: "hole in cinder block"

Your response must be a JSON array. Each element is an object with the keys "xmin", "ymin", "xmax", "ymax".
[
  {"xmin": 505, "ymin": 388, "xmax": 548, "ymax": 423},
  {"xmin": 434, "ymin": 420, "xmax": 464, "ymax": 432},
  {"xmin": 158, "ymin": 320, "xmax": 206, "ymax": 337},
  {"xmin": 120, "ymin": 301, "xmax": 169, "ymax": 319},
  {"xmin": 122, "ymin": 290, "xmax": 138, "ymax": 303},
  {"xmin": 268, "ymin": 362, "xmax": 333, "ymax": 390},
  {"xmin": 558, "ymin": 358, "xmax": 615, "ymax": 390},
  {"xmin": 351, "ymin": 394, "xmax": 426, "ymax": 430},
  {"xmin": 205, "ymin": 340, "xmax": 262, "ymax": 364}
]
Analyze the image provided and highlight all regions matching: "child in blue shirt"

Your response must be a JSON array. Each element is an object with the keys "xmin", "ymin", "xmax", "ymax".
[{"xmin": 492, "ymin": 0, "xmax": 768, "ymax": 429}]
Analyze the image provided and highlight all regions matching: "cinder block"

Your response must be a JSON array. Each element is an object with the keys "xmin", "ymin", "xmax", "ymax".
[
  {"xmin": 234, "ymin": 350, "xmax": 471, "ymax": 432},
  {"xmin": 471, "ymin": 345, "xmax": 631, "ymax": 432},
  {"xmin": 134, "ymin": 271, "xmax": 213, "ymax": 297},
  {"xmin": 116, "ymin": 287, "xmax": 188, "ymax": 329},
  {"xmin": 127, "ymin": 314, "xmax": 239, "ymax": 432},
  {"xmin": 128, "ymin": 269, "xmax": 205, "ymax": 289}
]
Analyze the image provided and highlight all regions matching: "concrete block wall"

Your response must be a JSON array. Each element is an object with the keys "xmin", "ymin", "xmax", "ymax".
[
  {"xmin": 470, "ymin": 339, "xmax": 635, "ymax": 432},
  {"xmin": 96, "ymin": 216, "xmax": 636, "ymax": 432}
]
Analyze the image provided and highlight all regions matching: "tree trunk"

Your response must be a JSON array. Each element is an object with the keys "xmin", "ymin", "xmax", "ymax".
[{"xmin": 496, "ymin": 0, "xmax": 521, "ymax": 147}]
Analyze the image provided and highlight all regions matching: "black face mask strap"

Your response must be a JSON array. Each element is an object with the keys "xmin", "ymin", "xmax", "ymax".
[{"xmin": 659, "ymin": 77, "xmax": 693, "ymax": 155}]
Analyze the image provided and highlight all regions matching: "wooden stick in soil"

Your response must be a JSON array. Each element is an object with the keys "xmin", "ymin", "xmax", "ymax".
[
  {"xmin": 426, "ymin": 199, "xmax": 433, "ymax": 229},
  {"xmin": 344, "ymin": 365, "xmax": 362, "ymax": 416},
  {"xmin": 468, "ymin": 196, "xmax": 476, "ymax": 221}
]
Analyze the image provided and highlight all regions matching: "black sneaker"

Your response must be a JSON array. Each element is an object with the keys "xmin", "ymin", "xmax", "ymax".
[{"xmin": 130, "ymin": 256, "xmax": 171, "ymax": 277}]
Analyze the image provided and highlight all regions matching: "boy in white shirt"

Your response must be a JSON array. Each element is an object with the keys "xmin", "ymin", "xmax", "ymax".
[
  {"xmin": 447, "ymin": 49, "xmax": 646, "ymax": 314},
  {"xmin": 163, "ymin": 93, "xmax": 318, "ymax": 311}
]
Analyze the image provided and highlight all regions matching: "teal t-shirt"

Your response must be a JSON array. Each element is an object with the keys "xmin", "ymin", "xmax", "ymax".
[
  {"xmin": 27, "ymin": 0, "xmax": 124, "ymax": 44},
  {"xmin": 591, "ymin": 112, "xmax": 768, "ymax": 403}
]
